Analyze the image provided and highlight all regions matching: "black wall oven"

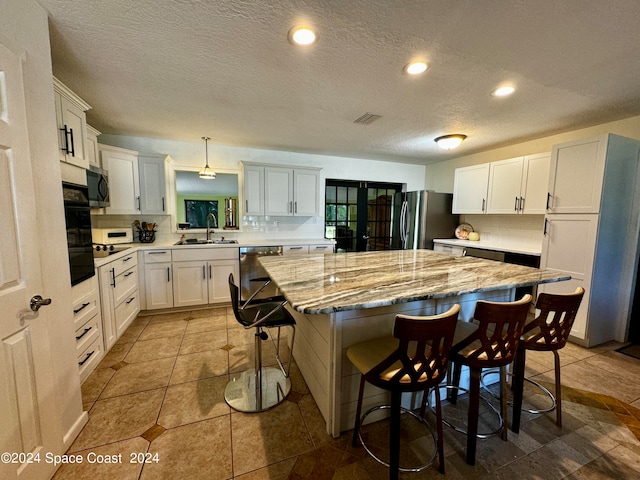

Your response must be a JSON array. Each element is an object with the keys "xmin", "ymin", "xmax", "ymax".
[{"xmin": 63, "ymin": 182, "xmax": 95, "ymax": 285}]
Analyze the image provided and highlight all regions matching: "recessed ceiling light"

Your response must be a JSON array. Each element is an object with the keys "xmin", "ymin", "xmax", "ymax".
[
  {"xmin": 288, "ymin": 26, "xmax": 318, "ymax": 46},
  {"xmin": 404, "ymin": 61, "xmax": 428, "ymax": 75},
  {"xmin": 491, "ymin": 86, "xmax": 516, "ymax": 97},
  {"xmin": 434, "ymin": 134, "xmax": 467, "ymax": 150}
]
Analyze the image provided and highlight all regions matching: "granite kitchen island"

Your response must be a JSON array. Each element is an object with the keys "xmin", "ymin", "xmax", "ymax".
[{"xmin": 259, "ymin": 249, "xmax": 570, "ymax": 437}]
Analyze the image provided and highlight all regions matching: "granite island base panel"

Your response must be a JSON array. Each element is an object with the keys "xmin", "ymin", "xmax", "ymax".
[{"xmin": 259, "ymin": 249, "xmax": 570, "ymax": 437}]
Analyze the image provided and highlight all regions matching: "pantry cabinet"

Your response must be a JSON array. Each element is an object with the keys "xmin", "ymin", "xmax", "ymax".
[{"xmin": 54, "ymin": 77, "xmax": 90, "ymax": 169}]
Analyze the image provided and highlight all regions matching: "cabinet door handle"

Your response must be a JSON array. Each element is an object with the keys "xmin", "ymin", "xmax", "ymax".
[
  {"xmin": 246, "ymin": 199, "xmax": 249, "ymax": 212},
  {"xmin": 137, "ymin": 196, "xmax": 141, "ymax": 211},
  {"xmin": 209, "ymin": 265, "xmax": 212, "ymax": 279},
  {"xmin": 202, "ymin": 265, "xmax": 206, "ymax": 279},
  {"xmin": 162, "ymin": 197, "xmax": 165, "ymax": 212},
  {"xmin": 294, "ymin": 201, "xmax": 297, "ymax": 214},
  {"xmin": 167, "ymin": 267, "xmax": 171, "ymax": 282},
  {"xmin": 543, "ymin": 218, "xmax": 549, "ymax": 236},
  {"xmin": 69, "ymin": 127, "xmax": 75, "ymax": 157},
  {"xmin": 59, "ymin": 125, "xmax": 71, "ymax": 154},
  {"xmin": 75, "ymin": 326, "xmax": 92, "ymax": 341},
  {"xmin": 482, "ymin": 199, "xmax": 485, "ymax": 212},
  {"xmin": 110, "ymin": 268, "xmax": 116, "ymax": 287},
  {"xmin": 546, "ymin": 192, "xmax": 552, "ymax": 210},
  {"xmin": 519, "ymin": 196, "xmax": 524, "ymax": 211},
  {"xmin": 78, "ymin": 350, "xmax": 95, "ymax": 366},
  {"xmin": 73, "ymin": 302, "xmax": 90, "ymax": 314},
  {"xmin": 514, "ymin": 196, "xmax": 519, "ymax": 212},
  {"xmin": 288, "ymin": 201, "xmax": 292, "ymax": 213}
]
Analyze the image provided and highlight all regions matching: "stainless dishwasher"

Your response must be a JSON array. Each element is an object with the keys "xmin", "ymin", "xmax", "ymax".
[{"xmin": 239, "ymin": 246, "xmax": 283, "ymax": 302}]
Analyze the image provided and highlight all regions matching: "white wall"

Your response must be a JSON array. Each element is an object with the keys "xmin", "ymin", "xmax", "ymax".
[
  {"xmin": 3, "ymin": 0, "xmax": 85, "ymax": 450},
  {"xmin": 98, "ymin": 134, "xmax": 427, "ymax": 241},
  {"xmin": 425, "ymin": 115, "xmax": 640, "ymax": 192}
]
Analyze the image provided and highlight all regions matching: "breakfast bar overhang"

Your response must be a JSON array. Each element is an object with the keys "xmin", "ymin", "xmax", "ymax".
[{"xmin": 259, "ymin": 250, "xmax": 570, "ymax": 437}]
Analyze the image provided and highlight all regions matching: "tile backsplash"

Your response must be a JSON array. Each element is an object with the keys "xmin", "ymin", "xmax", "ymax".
[{"xmin": 460, "ymin": 214, "xmax": 545, "ymax": 244}]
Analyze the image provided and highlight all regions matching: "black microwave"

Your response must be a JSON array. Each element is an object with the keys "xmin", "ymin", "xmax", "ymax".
[{"xmin": 86, "ymin": 165, "xmax": 110, "ymax": 207}]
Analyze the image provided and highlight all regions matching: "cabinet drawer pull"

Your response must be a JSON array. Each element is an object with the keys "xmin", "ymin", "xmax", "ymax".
[
  {"xmin": 75, "ymin": 326, "xmax": 92, "ymax": 340},
  {"xmin": 78, "ymin": 350, "xmax": 95, "ymax": 366},
  {"xmin": 123, "ymin": 256, "xmax": 133, "ymax": 262},
  {"xmin": 124, "ymin": 271, "xmax": 134, "ymax": 278},
  {"xmin": 73, "ymin": 302, "xmax": 90, "ymax": 314},
  {"xmin": 314, "ymin": 246, "xmax": 328, "ymax": 250},
  {"xmin": 148, "ymin": 251, "xmax": 168, "ymax": 255},
  {"xmin": 126, "ymin": 296, "xmax": 136, "ymax": 305},
  {"xmin": 289, "ymin": 246, "xmax": 303, "ymax": 250}
]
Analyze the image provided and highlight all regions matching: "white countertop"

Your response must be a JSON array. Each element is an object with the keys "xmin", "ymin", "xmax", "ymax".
[{"xmin": 433, "ymin": 238, "xmax": 542, "ymax": 256}]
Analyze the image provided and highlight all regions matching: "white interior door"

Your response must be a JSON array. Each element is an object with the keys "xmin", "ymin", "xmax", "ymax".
[{"xmin": 0, "ymin": 42, "xmax": 62, "ymax": 479}]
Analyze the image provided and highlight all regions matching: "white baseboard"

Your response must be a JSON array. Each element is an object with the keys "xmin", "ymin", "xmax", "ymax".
[{"xmin": 62, "ymin": 411, "xmax": 88, "ymax": 449}]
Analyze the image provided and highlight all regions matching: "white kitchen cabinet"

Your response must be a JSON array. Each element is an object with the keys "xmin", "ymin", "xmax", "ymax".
[
  {"xmin": 283, "ymin": 245, "xmax": 309, "ymax": 255},
  {"xmin": 452, "ymin": 163, "xmax": 490, "ymax": 214},
  {"xmin": 172, "ymin": 248, "xmax": 239, "ymax": 308},
  {"xmin": 54, "ymin": 77, "xmax": 90, "ymax": 169},
  {"xmin": 98, "ymin": 252, "xmax": 140, "ymax": 350},
  {"xmin": 540, "ymin": 134, "xmax": 640, "ymax": 346},
  {"xmin": 547, "ymin": 137, "xmax": 607, "ymax": 214},
  {"xmin": 309, "ymin": 244, "xmax": 335, "ymax": 254},
  {"xmin": 245, "ymin": 163, "xmax": 320, "ymax": 217},
  {"xmin": 71, "ymin": 274, "xmax": 104, "ymax": 382},
  {"xmin": 244, "ymin": 164, "xmax": 265, "ymax": 215},
  {"xmin": 138, "ymin": 154, "xmax": 168, "ymax": 215},
  {"xmin": 85, "ymin": 125, "xmax": 101, "ymax": 168},
  {"xmin": 520, "ymin": 153, "xmax": 552, "ymax": 214},
  {"xmin": 100, "ymin": 145, "xmax": 140, "ymax": 215},
  {"xmin": 142, "ymin": 250, "xmax": 173, "ymax": 310},
  {"xmin": 433, "ymin": 243, "xmax": 465, "ymax": 256}
]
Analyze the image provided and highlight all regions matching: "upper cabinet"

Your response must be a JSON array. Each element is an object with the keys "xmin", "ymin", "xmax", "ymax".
[
  {"xmin": 54, "ymin": 77, "xmax": 90, "ymax": 169},
  {"xmin": 486, "ymin": 153, "xmax": 551, "ymax": 214},
  {"xmin": 85, "ymin": 125, "xmax": 101, "ymax": 168},
  {"xmin": 100, "ymin": 145, "xmax": 168, "ymax": 215},
  {"xmin": 138, "ymin": 154, "xmax": 168, "ymax": 215},
  {"xmin": 101, "ymin": 145, "xmax": 140, "ymax": 214},
  {"xmin": 452, "ymin": 163, "xmax": 490, "ymax": 214},
  {"xmin": 453, "ymin": 153, "xmax": 550, "ymax": 215},
  {"xmin": 547, "ymin": 138, "xmax": 607, "ymax": 214},
  {"xmin": 243, "ymin": 163, "xmax": 320, "ymax": 217}
]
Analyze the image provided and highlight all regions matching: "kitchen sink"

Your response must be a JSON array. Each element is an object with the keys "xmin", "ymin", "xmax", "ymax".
[{"xmin": 174, "ymin": 239, "xmax": 238, "ymax": 245}]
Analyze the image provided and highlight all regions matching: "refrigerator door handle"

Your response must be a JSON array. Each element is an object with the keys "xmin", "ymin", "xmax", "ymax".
[{"xmin": 400, "ymin": 200, "xmax": 408, "ymax": 248}]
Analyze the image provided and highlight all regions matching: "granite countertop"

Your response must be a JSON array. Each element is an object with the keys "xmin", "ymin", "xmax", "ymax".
[
  {"xmin": 259, "ymin": 250, "xmax": 570, "ymax": 314},
  {"xmin": 433, "ymin": 238, "xmax": 542, "ymax": 256}
]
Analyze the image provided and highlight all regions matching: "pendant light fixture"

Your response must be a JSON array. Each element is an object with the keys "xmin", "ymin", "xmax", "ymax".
[{"xmin": 198, "ymin": 136, "xmax": 216, "ymax": 179}]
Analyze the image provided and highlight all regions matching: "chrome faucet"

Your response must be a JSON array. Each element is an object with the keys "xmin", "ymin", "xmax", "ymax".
[{"xmin": 206, "ymin": 212, "xmax": 218, "ymax": 241}]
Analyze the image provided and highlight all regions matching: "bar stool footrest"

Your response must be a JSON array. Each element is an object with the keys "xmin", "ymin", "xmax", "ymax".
[
  {"xmin": 224, "ymin": 366, "xmax": 291, "ymax": 412},
  {"xmin": 480, "ymin": 369, "xmax": 556, "ymax": 414}
]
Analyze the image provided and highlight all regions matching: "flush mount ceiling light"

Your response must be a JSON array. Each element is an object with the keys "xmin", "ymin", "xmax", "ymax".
[
  {"xmin": 198, "ymin": 136, "xmax": 216, "ymax": 179},
  {"xmin": 403, "ymin": 61, "xmax": 428, "ymax": 75},
  {"xmin": 434, "ymin": 134, "xmax": 467, "ymax": 150},
  {"xmin": 288, "ymin": 26, "xmax": 318, "ymax": 46},
  {"xmin": 491, "ymin": 85, "xmax": 516, "ymax": 97}
]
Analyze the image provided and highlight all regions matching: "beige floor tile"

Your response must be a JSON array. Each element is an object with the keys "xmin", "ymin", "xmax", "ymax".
[
  {"xmin": 231, "ymin": 400, "xmax": 314, "ymax": 476},
  {"xmin": 298, "ymin": 394, "xmax": 332, "ymax": 448},
  {"xmin": 234, "ymin": 457, "xmax": 297, "ymax": 480},
  {"xmin": 116, "ymin": 324, "xmax": 146, "ymax": 344},
  {"xmin": 130, "ymin": 315, "xmax": 152, "ymax": 328},
  {"xmin": 179, "ymin": 329, "xmax": 228, "ymax": 355},
  {"xmin": 52, "ymin": 437, "xmax": 149, "ymax": 480},
  {"xmin": 185, "ymin": 315, "xmax": 228, "ymax": 334},
  {"xmin": 141, "ymin": 416, "xmax": 232, "ymax": 480},
  {"xmin": 158, "ymin": 376, "xmax": 230, "ymax": 429},
  {"xmin": 96, "ymin": 342, "xmax": 134, "ymax": 369},
  {"xmin": 229, "ymin": 342, "xmax": 291, "ymax": 374},
  {"xmin": 149, "ymin": 310, "xmax": 193, "ymax": 323},
  {"xmin": 81, "ymin": 367, "xmax": 116, "ymax": 403},
  {"xmin": 100, "ymin": 357, "xmax": 175, "ymax": 399},
  {"xmin": 137, "ymin": 318, "xmax": 187, "ymax": 341},
  {"xmin": 189, "ymin": 306, "xmax": 228, "ymax": 318},
  {"xmin": 69, "ymin": 389, "xmax": 165, "ymax": 452},
  {"xmin": 170, "ymin": 349, "xmax": 229, "ymax": 384},
  {"xmin": 124, "ymin": 335, "xmax": 182, "ymax": 363}
]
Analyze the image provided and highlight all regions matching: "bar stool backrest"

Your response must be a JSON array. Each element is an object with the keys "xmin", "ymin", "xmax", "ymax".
[
  {"xmin": 522, "ymin": 287, "xmax": 585, "ymax": 351},
  {"xmin": 454, "ymin": 294, "xmax": 532, "ymax": 369},
  {"xmin": 365, "ymin": 305, "xmax": 460, "ymax": 392}
]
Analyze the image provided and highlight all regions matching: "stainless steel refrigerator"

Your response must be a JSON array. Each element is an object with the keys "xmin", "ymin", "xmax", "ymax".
[{"xmin": 390, "ymin": 191, "xmax": 459, "ymax": 250}]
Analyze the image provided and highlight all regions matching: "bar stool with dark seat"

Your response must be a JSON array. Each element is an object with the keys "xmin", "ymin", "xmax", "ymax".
[
  {"xmin": 348, "ymin": 304, "xmax": 460, "ymax": 478},
  {"xmin": 511, "ymin": 287, "xmax": 585, "ymax": 433},
  {"xmin": 224, "ymin": 273, "xmax": 296, "ymax": 412},
  {"xmin": 448, "ymin": 294, "xmax": 532, "ymax": 466}
]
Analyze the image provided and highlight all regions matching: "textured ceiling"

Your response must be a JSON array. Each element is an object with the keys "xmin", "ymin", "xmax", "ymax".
[{"xmin": 38, "ymin": 0, "xmax": 640, "ymax": 165}]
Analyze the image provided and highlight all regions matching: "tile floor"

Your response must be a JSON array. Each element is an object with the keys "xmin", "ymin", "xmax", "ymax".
[{"xmin": 53, "ymin": 307, "xmax": 640, "ymax": 479}]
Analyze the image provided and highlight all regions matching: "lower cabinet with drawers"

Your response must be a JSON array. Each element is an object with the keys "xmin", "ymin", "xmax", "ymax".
[
  {"xmin": 97, "ymin": 251, "xmax": 140, "ymax": 350},
  {"xmin": 71, "ymin": 274, "xmax": 104, "ymax": 383}
]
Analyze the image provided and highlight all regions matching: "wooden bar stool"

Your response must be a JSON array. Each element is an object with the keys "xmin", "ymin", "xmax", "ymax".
[
  {"xmin": 511, "ymin": 287, "xmax": 585, "ymax": 433},
  {"xmin": 449, "ymin": 294, "xmax": 532, "ymax": 465},
  {"xmin": 348, "ymin": 305, "xmax": 460, "ymax": 479}
]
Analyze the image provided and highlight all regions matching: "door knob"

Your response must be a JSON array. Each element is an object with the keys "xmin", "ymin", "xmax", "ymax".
[{"xmin": 30, "ymin": 295, "xmax": 52, "ymax": 312}]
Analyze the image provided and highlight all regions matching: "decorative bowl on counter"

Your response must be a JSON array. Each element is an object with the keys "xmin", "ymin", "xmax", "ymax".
[{"xmin": 455, "ymin": 223, "xmax": 474, "ymax": 239}]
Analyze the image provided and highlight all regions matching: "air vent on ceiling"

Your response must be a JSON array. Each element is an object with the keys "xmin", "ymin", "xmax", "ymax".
[{"xmin": 353, "ymin": 112, "xmax": 382, "ymax": 125}]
